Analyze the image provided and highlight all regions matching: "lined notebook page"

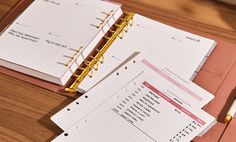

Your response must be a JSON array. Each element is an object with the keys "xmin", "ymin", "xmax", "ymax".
[
  {"xmin": 77, "ymin": 14, "xmax": 216, "ymax": 92},
  {"xmin": 0, "ymin": 0, "xmax": 122, "ymax": 85},
  {"xmin": 51, "ymin": 55, "xmax": 214, "ymax": 131},
  {"xmin": 52, "ymin": 55, "xmax": 215, "ymax": 142}
]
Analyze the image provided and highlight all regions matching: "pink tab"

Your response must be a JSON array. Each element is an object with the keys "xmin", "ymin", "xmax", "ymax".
[{"xmin": 142, "ymin": 59, "xmax": 203, "ymax": 101}]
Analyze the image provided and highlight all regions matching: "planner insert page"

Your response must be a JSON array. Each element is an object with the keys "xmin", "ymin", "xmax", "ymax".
[
  {"xmin": 0, "ymin": 0, "xmax": 122, "ymax": 85},
  {"xmin": 51, "ymin": 54, "xmax": 215, "ymax": 130},
  {"xmin": 51, "ymin": 55, "xmax": 216, "ymax": 142},
  {"xmin": 77, "ymin": 14, "xmax": 216, "ymax": 92}
]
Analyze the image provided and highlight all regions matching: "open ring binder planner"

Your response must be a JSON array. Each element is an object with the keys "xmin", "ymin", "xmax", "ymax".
[
  {"xmin": 0, "ymin": 0, "xmax": 216, "ymax": 98},
  {"xmin": 0, "ymin": 0, "xmax": 124, "ymax": 95},
  {"xmin": 2, "ymin": 1, "xmax": 236, "ymax": 142}
]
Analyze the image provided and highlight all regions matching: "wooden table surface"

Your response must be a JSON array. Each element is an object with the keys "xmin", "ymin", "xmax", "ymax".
[{"xmin": 0, "ymin": 0, "xmax": 236, "ymax": 142}]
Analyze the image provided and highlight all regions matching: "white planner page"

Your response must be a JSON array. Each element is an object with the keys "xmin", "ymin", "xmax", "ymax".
[
  {"xmin": 52, "ymin": 55, "xmax": 215, "ymax": 142},
  {"xmin": 78, "ymin": 14, "xmax": 216, "ymax": 92},
  {"xmin": 0, "ymin": 0, "xmax": 121, "ymax": 84},
  {"xmin": 51, "ymin": 55, "xmax": 214, "ymax": 130}
]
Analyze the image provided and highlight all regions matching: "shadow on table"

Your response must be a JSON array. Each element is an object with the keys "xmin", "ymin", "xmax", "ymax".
[{"xmin": 38, "ymin": 97, "xmax": 74, "ymax": 142}]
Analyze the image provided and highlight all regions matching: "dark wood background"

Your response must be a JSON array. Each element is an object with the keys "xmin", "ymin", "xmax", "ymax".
[{"xmin": 0, "ymin": 0, "xmax": 236, "ymax": 141}]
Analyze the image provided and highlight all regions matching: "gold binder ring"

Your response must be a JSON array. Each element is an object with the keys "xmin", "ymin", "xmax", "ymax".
[
  {"xmin": 69, "ymin": 46, "xmax": 83, "ymax": 53},
  {"xmin": 72, "ymin": 52, "xmax": 78, "ymax": 59},
  {"xmin": 77, "ymin": 46, "xmax": 83, "ymax": 52},
  {"xmin": 93, "ymin": 63, "xmax": 99, "ymax": 71},
  {"xmin": 109, "ymin": 29, "xmax": 116, "ymax": 33},
  {"xmin": 103, "ymin": 36, "xmax": 111, "ymax": 40},
  {"xmin": 73, "ymin": 74, "xmax": 79, "ymax": 78},
  {"xmin": 129, "ymin": 17, "xmax": 134, "ymax": 26},
  {"xmin": 114, "ymin": 24, "xmax": 121, "ymax": 28},
  {"xmin": 78, "ymin": 67, "xmax": 85, "ymax": 70},
  {"xmin": 96, "ymin": 13, "xmax": 111, "ymax": 29},
  {"xmin": 90, "ymin": 10, "xmax": 115, "ymax": 29},
  {"xmin": 96, "ymin": 49, "xmax": 101, "ymax": 53},
  {"xmin": 89, "ymin": 55, "xmax": 95, "ymax": 60},
  {"xmin": 57, "ymin": 62, "xmax": 68, "ymax": 67},
  {"xmin": 90, "ymin": 24, "xmax": 100, "ymax": 29},
  {"xmin": 96, "ymin": 21, "xmax": 107, "ymax": 29},
  {"xmin": 84, "ymin": 60, "xmax": 91, "ymax": 66},
  {"xmin": 118, "ymin": 30, "xmax": 125, "ymax": 39},
  {"xmin": 124, "ymin": 25, "xmax": 129, "ymax": 33},
  {"xmin": 98, "ymin": 22, "xmax": 105, "ymax": 29},
  {"xmin": 101, "ymin": 10, "xmax": 114, "ymax": 17},
  {"xmin": 63, "ymin": 55, "xmax": 74, "ymax": 59},
  {"xmin": 88, "ymin": 69, "xmax": 94, "ymax": 78},
  {"xmin": 89, "ymin": 56, "xmax": 99, "ymax": 71},
  {"xmin": 120, "ymin": 18, "xmax": 127, "ymax": 22},
  {"xmin": 99, "ymin": 55, "xmax": 105, "ymax": 64},
  {"xmin": 95, "ymin": 49, "xmax": 104, "ymax": 64},
  {"xmin": 65, "ymin": 59, "xmax": 73, "ymax": 67},
  {"xmin": 68, "ymin": 66, "xmax": 74, "ymax": 74},
  {"xmin": 96, "ymin": 17, "xmax": 105, "ymax": 22},
  {"xmin": 101, "ymin": 11, "xmax": 110, "ymax": 17}
]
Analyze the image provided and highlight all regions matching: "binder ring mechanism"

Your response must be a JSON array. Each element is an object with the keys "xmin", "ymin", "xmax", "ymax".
[
  {"xmin": 57, "ymin": 46, "xmax": 84, "ymax": 67},
  {"xmin": 91, "ymin": 10, "xmax": 114, "ymax": 29},
  {"xmin": 65, "ymin": 12, "xmax": 135, "ymax": 93}
]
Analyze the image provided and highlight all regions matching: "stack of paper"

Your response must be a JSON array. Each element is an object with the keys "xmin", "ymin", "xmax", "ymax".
[{"xmin": 51, "ymin": 55, "xmax": 216, "ymax": 142}]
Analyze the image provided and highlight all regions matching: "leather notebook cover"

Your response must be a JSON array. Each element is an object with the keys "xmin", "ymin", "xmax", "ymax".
[
  {"xmin": 0, "ymin": 0, "xmax": 33, "ymax": 32},
  {"xmin": 194, "ymin": 40, "xmax": 236, "ymax": 142}
]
